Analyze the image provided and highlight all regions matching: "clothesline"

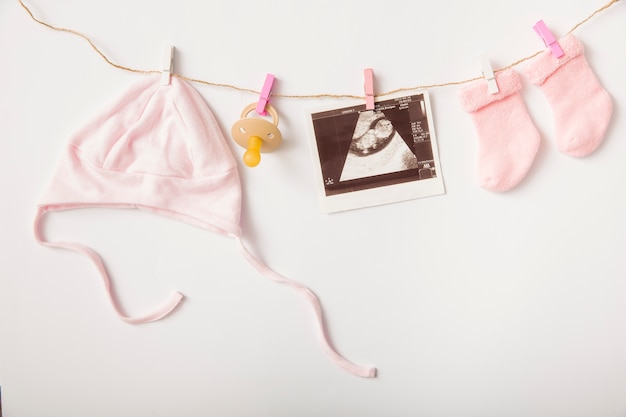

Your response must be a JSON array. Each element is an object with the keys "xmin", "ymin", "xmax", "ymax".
[{"xmin": 17, "ymin": 0, "xmax": 621, "ymax": 100}]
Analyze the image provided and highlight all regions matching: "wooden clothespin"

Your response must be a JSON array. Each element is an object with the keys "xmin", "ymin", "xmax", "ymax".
[
  {"xmin": 481, "ymin": 56, "xmax": 499, "ymax": 94},
  {"xmin": 533, "ymin": 20, "xmax": 564, "ymax": 58},
  {"xmin": 364, "ymin": 68, "xmax": 375, "ymax": 110},
  {"xmin": 161, "ymin": 45, "xmax": 174, "ymax": 86},
  {"xmin": 256, "ymin": 73, "xmax": 275, "ymax": 116}
]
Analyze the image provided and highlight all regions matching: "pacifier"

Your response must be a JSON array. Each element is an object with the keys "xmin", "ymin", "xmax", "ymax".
[{"xmin": 231, "ymin": 103, "xmax": 282, "ymax": 168}]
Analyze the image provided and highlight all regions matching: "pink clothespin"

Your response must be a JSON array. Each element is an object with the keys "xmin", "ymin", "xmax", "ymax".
[
  {"xmin": 256, "ymin": 73, "xmax": 275, "ymax": 116},
  {"xmin": 364, "ymin": 68, "xmax": 375, "ymax": 110},
  {"xmin": 533, "ymin": 20, "xmax": 564, "ymax": 58}
]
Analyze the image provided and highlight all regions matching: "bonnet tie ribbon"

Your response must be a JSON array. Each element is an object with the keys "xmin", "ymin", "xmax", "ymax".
[
  {"xmin": 33, "ymin": 207, "xmax": 184, "ymax": 324},
  {"xmin": 234, "ymin": 236, "xmax": 376, "ymax": 378}
]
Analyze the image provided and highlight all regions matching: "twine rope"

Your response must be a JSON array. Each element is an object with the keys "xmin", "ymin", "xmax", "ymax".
[{"xmin": 17, "ymin": 0, "xmax": 621, "ymax": 100}]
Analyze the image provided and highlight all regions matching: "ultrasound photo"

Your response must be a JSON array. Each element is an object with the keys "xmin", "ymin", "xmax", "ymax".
[
  {"xmin": 340, "ymin": 110, "xmax": 418, "ymax": 181},
  {"xmin": 307, "ymin": 92, "xmax": 445, "ymax": 212}
]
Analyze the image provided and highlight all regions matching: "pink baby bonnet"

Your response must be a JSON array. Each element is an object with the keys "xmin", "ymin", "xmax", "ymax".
[{"xmin": 34, "ymin": 74, "xmax": 375, "ymax": 378}]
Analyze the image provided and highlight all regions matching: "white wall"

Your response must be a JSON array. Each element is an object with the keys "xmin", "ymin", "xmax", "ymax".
[{"xmin": 1, "ymin": 0, "xmax": 626, "ymax": 416}]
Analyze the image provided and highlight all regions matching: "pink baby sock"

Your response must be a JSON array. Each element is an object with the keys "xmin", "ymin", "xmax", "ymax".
[
  {"xmin": 459, "ymin": 69, "xmax": 540, "ymax": 192},
  {"xmin": 524, "ymin": 34, "xmax": 612, "ymax": 157}
]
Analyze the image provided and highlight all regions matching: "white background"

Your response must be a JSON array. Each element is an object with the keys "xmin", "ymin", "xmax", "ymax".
[{"xmin": 1, "ymin": 0, "xmax": 626, "ymax": 416}]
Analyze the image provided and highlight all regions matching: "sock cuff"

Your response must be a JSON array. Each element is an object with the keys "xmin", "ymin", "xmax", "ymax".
[
  {"xmin": 524, "ymin": 34, "xmax": 585, "ymax": 85},
  {"xmin": 459, "ymin": 69, "xmax": 522, "ymax": 113}
]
